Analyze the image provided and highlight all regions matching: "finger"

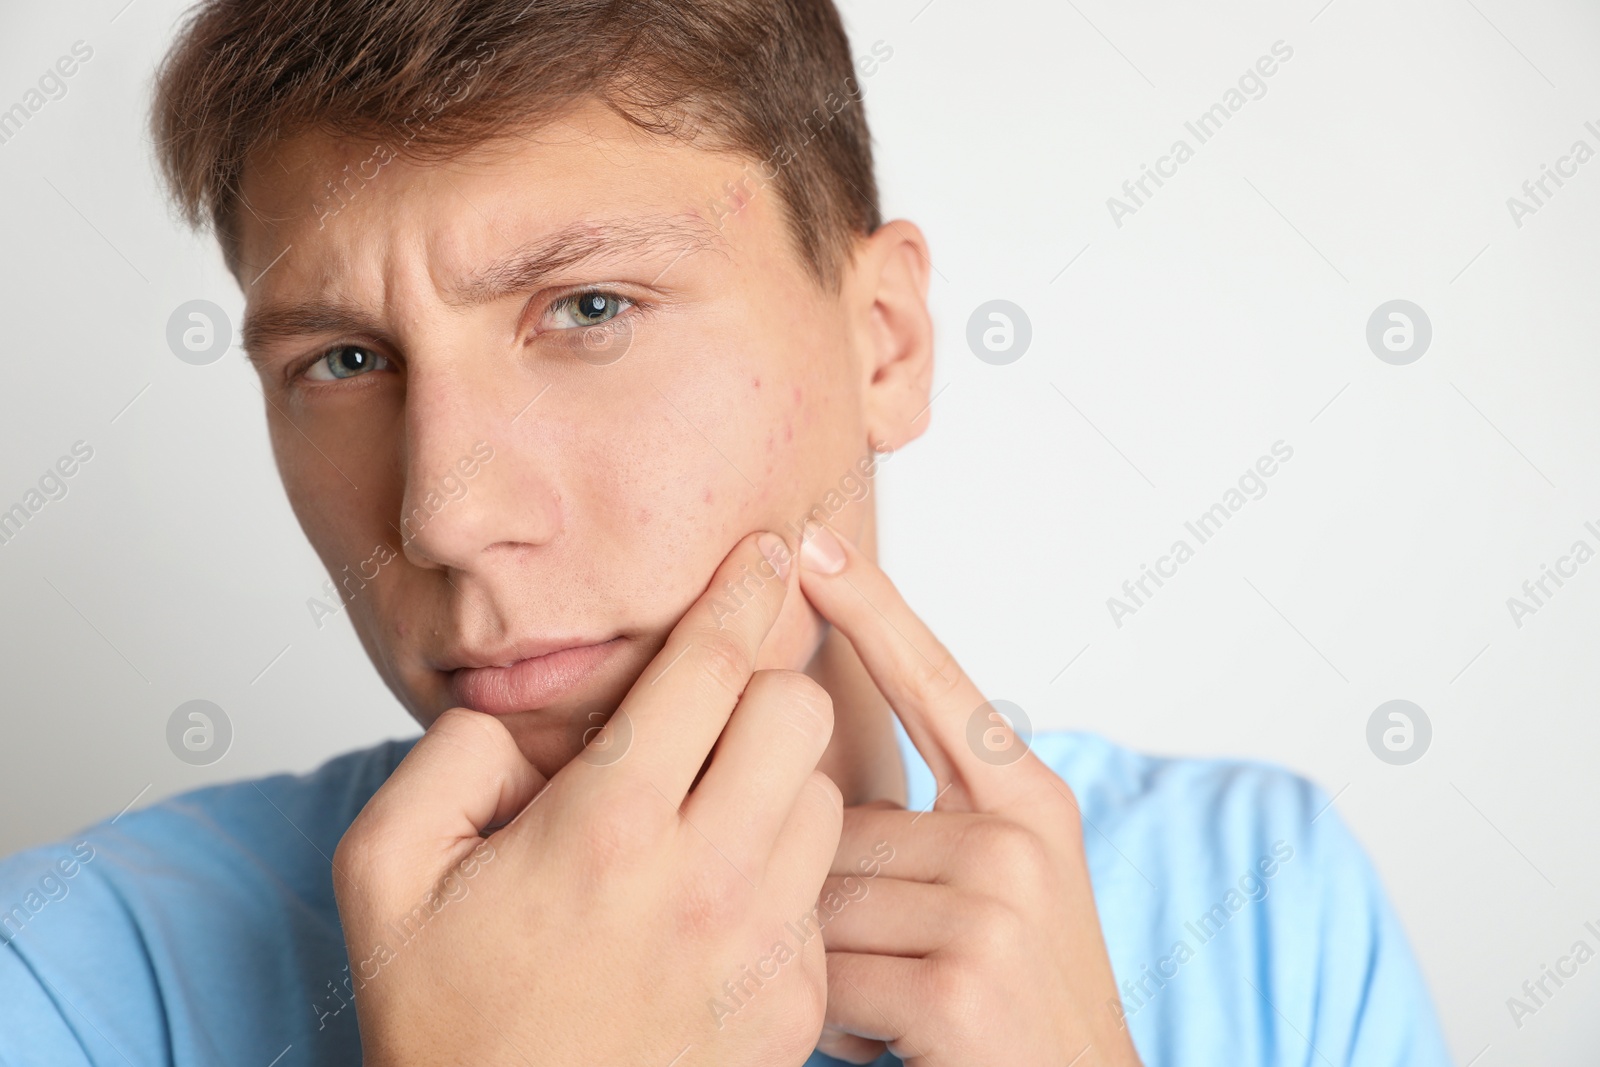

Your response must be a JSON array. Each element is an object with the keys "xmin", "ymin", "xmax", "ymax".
[
  {"xmin": 798, "ymin": 518, "xmax": 1049, "ymax": 815},
  {"xmin": 824, "ymin": 953, "xmax": 924, "ymax": 1047},
  {"xmin": 815, "ymin": 1025, "xmax": 888, "ymax": 1065},
  {"xmin": 817, "ymin": 875, "xmax": 956, "ymax": 957},
  {"xmin": 832, "ymin": 806, "xmax": 972, "ymax": 882},
  {"xmin": 337, "ymin": 708, "xmax": 546, "ymax": 907},
  {"xmin": 568, "ymin": 530, "xmax": 794, "ymax": 805},
  {"xmin": 684, "ymin": 669, "xmax": 834, "ymax": 875},
  {"xmin": 763, "ymin": 770, "xmax": 845, "ymax": 916}
]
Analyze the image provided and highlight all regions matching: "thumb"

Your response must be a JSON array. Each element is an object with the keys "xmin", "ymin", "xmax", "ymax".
[{"xmin": 335, "ymin": 708, "xmax": 546, "ymax": 910}]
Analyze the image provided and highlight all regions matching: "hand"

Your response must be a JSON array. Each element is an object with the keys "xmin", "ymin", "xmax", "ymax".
[
  {"xmin": 797, "ymin": 521, "xmax": 1143, "ymax": 1067},
  {"xmin": 333, "ymin": 531, "xmax": 843, "ymax": 1067}
]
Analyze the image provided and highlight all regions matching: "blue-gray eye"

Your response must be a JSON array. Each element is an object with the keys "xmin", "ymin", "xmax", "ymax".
[
  {"xmin": 306, "ymin": 345, "xmax": 389, "ymax": 381},
  {"xmin": 547, "ymin": 291, "xmax": 629, "ymax": 329}
]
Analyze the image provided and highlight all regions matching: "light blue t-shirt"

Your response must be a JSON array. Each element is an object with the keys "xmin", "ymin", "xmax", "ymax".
[{"xmin": 0, "ymin": 730, "xmax": 1452, "ymax": 1066}]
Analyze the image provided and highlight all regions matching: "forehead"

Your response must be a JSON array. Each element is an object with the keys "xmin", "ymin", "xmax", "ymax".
[{"xmin": 231, "ymin": 101, "xmax": 769, "ymax": 302}]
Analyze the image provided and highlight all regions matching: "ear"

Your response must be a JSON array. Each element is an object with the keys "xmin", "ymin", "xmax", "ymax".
[{"xmin": 844, "ymin": 220, "xmax": 934, "ymax": 453}]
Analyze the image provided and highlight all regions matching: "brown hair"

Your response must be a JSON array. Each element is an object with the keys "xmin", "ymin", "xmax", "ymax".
[{"xmin": 151, "ymin": 0, "xmax": 883, "ymax": 284}]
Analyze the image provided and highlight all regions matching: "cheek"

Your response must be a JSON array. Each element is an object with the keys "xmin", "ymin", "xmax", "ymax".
[
  {"xmin": 557, "ymin": 365, "xmax": 828, "ymax": 622},
  {"xmin": 576, "ymin": 396, "xmax": 747, "ymax": 603},
  {"xmin": 754, "ymin": 579, "xmax": 827, "ymax": 672},
  {"xmin": 267, "ymin": 407, "xmax": 396, "ymax": 575}
]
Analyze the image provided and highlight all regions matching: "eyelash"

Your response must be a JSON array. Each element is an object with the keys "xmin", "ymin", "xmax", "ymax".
[
  {"xmin": 531, "ymin": 288, "xmax": 643, "ymax": 338},
  {"xmin": 288, "ymin": 287, "xmax": 648, "ymax": 385}
]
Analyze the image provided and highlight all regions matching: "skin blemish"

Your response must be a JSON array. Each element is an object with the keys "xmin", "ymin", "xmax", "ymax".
[
  {"xmin": 792, "ymin": 386, "xmax": 803, "ymax": 406},
  {"xmin": 702, "ymin": 488, "xmax": 713, "ymax": 505},
  {"xmin": 636, "ymin": 507, "xmax": 651, "ymax": 525},
  {"xmin": 751, "ymin": 376, "xmax": 761, "ymax": 390}
]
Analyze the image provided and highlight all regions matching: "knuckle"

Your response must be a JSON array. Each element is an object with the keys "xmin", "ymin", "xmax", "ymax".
[
  {"xmin": 672, "ymin": 866, "xmax": 744, "ymax": 937},
  {"xmin": 924, "ymin": 642, "xmax": 964, "ymax": 694},
  {"xmin": 1048, "ymin": 779, "xmax": 1086, "ymax": 834},
  {"xmin": 332, "ymin": 823, "xmax": 379, "ymax": 885},
  {"xmin": 759, "ymin": 670, "xmax": 835, "ymax": 744},
  {"xmin": 966, "ymin": 820, "xmax": 1049, "ymax": 882},
  {"xmin": 780, "ymin": 976, "xmax": 829, "ymax": 1054},
  {"xmin": 925, "ymin": 958, "xmax": 985, "ymax": 1032},
  {"xmin": 892, "ymin": 638, "xmax": 963, "ymax": 701},
  {"xmin": 578, "ymin": 786, "xmax": 659, "ymax": 879},
  {"xmin": 692, "ymin": 627, "xmax": 755, "ymax": 693},
  {"xmin": 430, "ymin": 706, "xmax": 514, "ymax": 760},
  {"xmin": 969, "ymin": 896, "xmax": 1027, "ymax": 953}
]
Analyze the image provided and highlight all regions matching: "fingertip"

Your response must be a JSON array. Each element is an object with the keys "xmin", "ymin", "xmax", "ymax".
[
  {"xmin": 799, "ymin": 519, "xmax": 848, "ymax": 576},
  {"xmin": 756, "ymin": 530, "xmax": 792, "ymax": 581}
]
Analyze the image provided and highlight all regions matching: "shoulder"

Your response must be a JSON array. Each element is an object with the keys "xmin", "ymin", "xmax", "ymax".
[
  {"xmin": 1027, "ymin": 731, "xmax": 1454, "ymax": 1067},
  {"xmin": 1029, "ymin": 731, "xmax": 1333, "ymax": 888},
  {"xmin": 0, "ymin": 737, "xmax": 418, "ymax": 1066}
]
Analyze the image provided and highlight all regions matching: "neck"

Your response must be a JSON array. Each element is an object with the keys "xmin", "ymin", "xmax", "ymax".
[{"xmin": 803, "ymin": 508, "xmax": 908, "ymax": 808}]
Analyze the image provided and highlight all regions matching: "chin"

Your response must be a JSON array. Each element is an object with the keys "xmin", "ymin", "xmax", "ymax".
[{"xmin": 495, "ymin": 708, "xmax": 603, "ymax": 778}]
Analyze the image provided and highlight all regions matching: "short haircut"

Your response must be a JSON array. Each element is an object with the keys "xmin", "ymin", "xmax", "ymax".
[{"xmin": 150, "ymin": 0, "xmax": 883, "ymax": 285}]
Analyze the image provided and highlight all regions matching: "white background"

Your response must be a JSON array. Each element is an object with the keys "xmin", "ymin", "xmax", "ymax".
[{"xmin": 2, "ymin": 0, "xmax": 1598, "ymax": 1062}]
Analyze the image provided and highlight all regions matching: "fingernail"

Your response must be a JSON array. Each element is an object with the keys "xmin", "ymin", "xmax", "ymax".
[
  {"xmin": 800, "ymin": 523, "xmax": 846, "ymax": 575},
  {"xmin": 757, "ymin": 532, "xmax": 791, "ymax": 580}
]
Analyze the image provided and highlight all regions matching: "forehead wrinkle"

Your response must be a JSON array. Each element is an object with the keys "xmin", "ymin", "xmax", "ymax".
[{"xmin": 444, "ymin": 214, "xmax": 724, "ymax": 307}]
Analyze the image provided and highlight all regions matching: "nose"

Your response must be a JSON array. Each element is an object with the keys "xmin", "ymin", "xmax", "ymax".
[{"xmin": 397, "ymin": 358, "xmax": 561, "ymax": 571}]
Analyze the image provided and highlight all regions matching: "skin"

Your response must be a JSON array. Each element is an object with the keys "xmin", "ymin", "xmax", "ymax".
[
  {"xmin": 235, "ymin": 99, "xmax": 1140, "ymax": 1065},
  {"xmin": 238, "ymin": 100, "xmax": 919, "ymax": 799}
]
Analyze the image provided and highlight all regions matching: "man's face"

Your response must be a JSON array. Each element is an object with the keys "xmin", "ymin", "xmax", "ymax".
[{"xmin": 235, "ymin": 101, "xmax": 904, "ymax": 773}]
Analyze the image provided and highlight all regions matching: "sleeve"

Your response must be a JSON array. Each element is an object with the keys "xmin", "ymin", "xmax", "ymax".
[
  {"xmin": 1036, "ymin": 737, "xmax": 1454, "ymax": 1067},
  {"xmin": 0, "ymin": 940, "xmax": 94, "ymax": 1066},
  {"xmin": 0, "ymin": 843, "xmax": 172, "ymax": 1067},
  {"xmin": 1292, "ymin": 783, "xmax": 1454, "ymax": 1067}
]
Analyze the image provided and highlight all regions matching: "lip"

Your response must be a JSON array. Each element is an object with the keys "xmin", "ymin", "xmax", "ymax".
[{"xmin": 447, "ymin": 637, "xmax": 624, "ymax": 715}]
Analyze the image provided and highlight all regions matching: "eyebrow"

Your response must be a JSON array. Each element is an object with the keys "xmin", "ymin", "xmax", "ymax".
[{"xmin": 241, "ymin": 214, "xmax": 722, "ymax": 355}]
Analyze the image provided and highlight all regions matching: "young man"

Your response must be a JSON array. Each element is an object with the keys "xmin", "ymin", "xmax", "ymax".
[{"xmin": 0, "ymin": 1, "xmax": 1452, "ymax": 1064}]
